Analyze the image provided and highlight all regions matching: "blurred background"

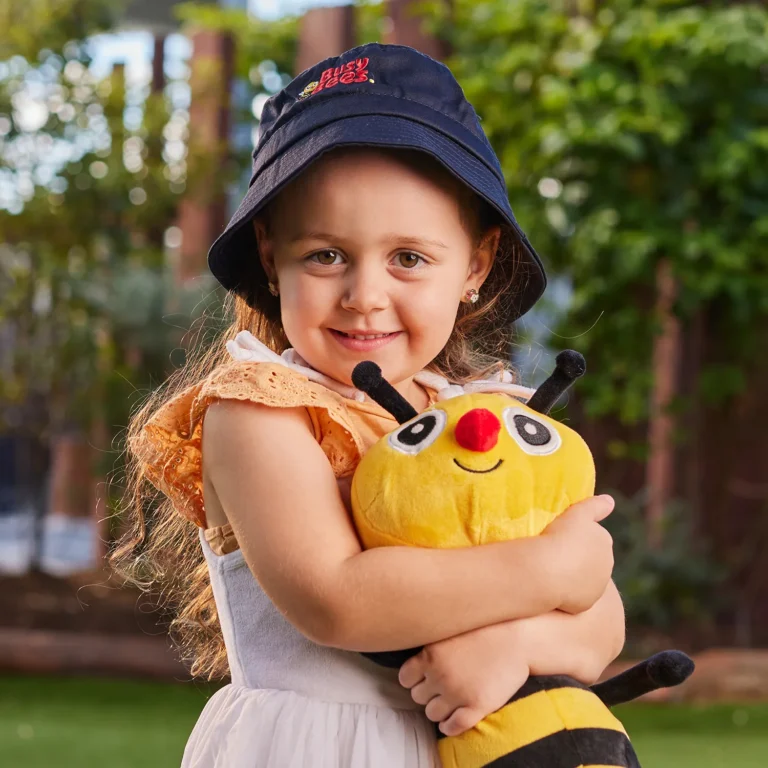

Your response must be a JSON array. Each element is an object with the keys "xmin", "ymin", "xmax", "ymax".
[{"xmin": 1, "ymin": 0, "xmax": 767, "ymax": 766}]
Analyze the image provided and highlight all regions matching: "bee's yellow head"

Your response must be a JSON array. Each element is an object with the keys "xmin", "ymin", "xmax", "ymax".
[{"xmin": 350, "ymin": 355, "xmax": 595, "ymax": 550}]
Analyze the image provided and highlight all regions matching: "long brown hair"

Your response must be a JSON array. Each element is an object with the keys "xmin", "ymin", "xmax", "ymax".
[{"xmin": 110, "ymin": 148, "xmax": 524, "ymax": 680}]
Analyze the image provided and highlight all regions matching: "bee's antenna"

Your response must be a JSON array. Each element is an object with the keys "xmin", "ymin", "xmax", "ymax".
[
  {"xmin": 526, "ymin": 350, "xmax": 586, "ymax": 415},
  {"xmin": 352, "ymin": 362, "xmax": 419, "ymax": 424}
]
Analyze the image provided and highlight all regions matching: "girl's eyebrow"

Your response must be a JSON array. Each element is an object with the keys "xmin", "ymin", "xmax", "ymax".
[
  {"xmin": 290, "ymin": 231, "xmax": 337, "ymax": 243},
  {"xmin": 290, "ymin": 232, "xmax": 449, "ymax": 250},
  {"xmin": 383, "ymin": 234, "xmax": 450, "ymax": 251}
]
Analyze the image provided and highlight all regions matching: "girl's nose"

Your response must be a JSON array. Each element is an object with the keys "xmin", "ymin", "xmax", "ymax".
[
  {"xmin": 454, "ymin": 409, "xmax": 501, "ymax": 452},
  {"xmin": 341, "ymin": 264, "xmax": 390, "ymax": 314}
]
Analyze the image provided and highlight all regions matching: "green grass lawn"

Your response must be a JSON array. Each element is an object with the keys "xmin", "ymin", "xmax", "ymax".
[{"xmin": 2, "ymin": 675, "xmax": 767, "ymax": 767}]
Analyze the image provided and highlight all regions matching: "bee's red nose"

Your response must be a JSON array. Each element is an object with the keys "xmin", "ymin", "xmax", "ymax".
[{"xmin": 455, "ymin": 409, "xmax": 501, "ymax": 453}]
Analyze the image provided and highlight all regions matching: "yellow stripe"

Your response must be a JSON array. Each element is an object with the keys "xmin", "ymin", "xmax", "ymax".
[{"xmin": 438, "ymin": 686, "xmax": 627, "ymax": 768}]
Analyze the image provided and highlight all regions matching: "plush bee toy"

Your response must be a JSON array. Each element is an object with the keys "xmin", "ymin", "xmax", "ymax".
[{"xmin": 350, "ymin": 352, "xmax": 694, "ymax": 768}]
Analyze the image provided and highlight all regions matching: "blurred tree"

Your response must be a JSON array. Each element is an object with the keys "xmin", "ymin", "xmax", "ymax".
[
  {"xmin": 175, "ymin": 1, "xmax": 298, "ymax": 189},
  {"xmin": 0, "ymin": 0, "xmax": 115, "ymax": 61},
  {"xmin": 0, "ymin": 0, "xmax": 221, "ymax": 554},
  {"xmin": 435, "ymin": 0, "xmax": 768, "ymax": 640},
  {"xmin": 436, "ymin": 0, "xmax": 768, "ymax": 422},
  {"xmin": 0, "ymin": 1, "xmax": 301, "ymax": 548},
  {"xmin": 1, "ymin": 2, "xmax": 183, "ymax": 437}
]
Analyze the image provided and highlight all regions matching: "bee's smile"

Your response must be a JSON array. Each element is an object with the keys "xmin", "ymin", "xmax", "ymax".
[{"xmin": 453, "ymin": 458, "xmax": 504, "ymax": 474}]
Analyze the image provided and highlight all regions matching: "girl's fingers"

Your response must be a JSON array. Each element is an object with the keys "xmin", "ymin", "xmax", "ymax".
[
  {"xmin": 398, "ymin": 656, "xmax": 425, "ymax": 688},
  {"xmin": 410, "ymin": 678, "xmax": 439, "ymax": 706},
  {"xmin": 570, "ymin": 494, "xmax": 615, "ymax": 521},
  {"xmin": 439, "ymin": 706, "xmax": 483, "ymax": 737},
  {"xmin": 592, "ymin": 494, "xmax": 615, "ymax": 521},
  {"xmin": 425, "ymin": 695, "xmax": 456, "ymax": 724}
]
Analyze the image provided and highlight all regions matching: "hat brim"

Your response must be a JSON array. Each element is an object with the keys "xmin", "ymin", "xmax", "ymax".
[{"xmin": 208, "ymin": 113, "xmax": 546, "ymax": 321}]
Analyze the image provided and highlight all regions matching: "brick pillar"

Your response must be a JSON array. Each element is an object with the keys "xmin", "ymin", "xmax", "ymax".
[
  {"xmin": 384, "ymin": 0, "xmax": 451, "ymax": 60},
  {"xmin": 295, "ymin": 5, "xmax": 356, "ymax": 75},
  {"xmin": 176, "ymin": 29, "xmax": 235, "ymax": 284}
]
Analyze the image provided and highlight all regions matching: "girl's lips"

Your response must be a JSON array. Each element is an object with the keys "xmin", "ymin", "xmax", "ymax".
[{"xmin": 329, "ymin": 329, "xmax": 402, "ymax": 352}]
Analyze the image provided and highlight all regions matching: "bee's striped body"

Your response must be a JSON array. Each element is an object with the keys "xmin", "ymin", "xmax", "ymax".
[{"xmin": 437, "ymin": 675, "xmax": 640, "ymax": 768}]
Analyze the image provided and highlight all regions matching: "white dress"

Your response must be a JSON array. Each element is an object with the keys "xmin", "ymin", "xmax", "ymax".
[{"xmin": 181, "ymin": 530, "xmax": 440, "ymax": 767}]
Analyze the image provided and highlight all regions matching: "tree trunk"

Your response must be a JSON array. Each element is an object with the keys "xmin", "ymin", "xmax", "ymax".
[
  {"xmin": 646, "ymin": 258, "xmax": 681, "ymax": 548},
  {"xmin": 295, "ymin": 6, "xmax": 355, "ymax": 76}
]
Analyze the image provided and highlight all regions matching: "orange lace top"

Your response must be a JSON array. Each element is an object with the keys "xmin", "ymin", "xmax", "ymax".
[{"xmin": 132, "ymin": 361, "xmax": 436, "ymax": 556}]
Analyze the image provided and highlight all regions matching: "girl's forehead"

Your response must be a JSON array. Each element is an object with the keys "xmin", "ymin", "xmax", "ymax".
[
  {"xmin": 287, "ymin": 148, "xmax": 459, "ymax": 200},
  {"xmin": 270, "ymin": 151, "xmax": 471, "ymax": 245}
]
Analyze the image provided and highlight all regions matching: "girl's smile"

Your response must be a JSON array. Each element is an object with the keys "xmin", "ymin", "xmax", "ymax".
[{"xmin": 329, "ymin": 329, "xmax": 403, "ymax": 352}]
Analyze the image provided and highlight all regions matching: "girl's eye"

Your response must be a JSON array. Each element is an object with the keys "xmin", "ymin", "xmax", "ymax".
[
  {"xmin": 311, "ymin": 250, "xmax": 343, "ymax": 265},
  {"xmin": 395, "ymin": 252, "xmax": 423, "ymax": 269}
]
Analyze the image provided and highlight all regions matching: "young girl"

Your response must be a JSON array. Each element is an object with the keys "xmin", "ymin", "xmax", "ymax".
[{"xmin": 115, "ymin": 43, "xmax": 624, "ymax": 767}]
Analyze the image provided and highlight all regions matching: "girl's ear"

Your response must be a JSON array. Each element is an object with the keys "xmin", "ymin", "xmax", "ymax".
[
  {"xmin": 253, "ymin": 218, "xmax": 276, "ymax": 282},
  {"xmin": 466, "ymin": 225, "xmax": 500, "ymax": 292}
]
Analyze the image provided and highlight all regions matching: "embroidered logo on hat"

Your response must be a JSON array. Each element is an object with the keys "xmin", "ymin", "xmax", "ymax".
[{"xmin": 299, "ymin": 57, "xmax": 373, "ymax": 99}]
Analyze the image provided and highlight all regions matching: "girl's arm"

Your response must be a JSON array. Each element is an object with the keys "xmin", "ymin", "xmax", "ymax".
[
  {"xmin": 203, "ymin": 400, "xmax": 614, "ymax": 651},
  {"xmin": 399, "ymin": 582, "xmax": 626, "ymax": 736},
  {"xmin": 518, "ymin": 580, "xmax": 626, "ymax": 682}
]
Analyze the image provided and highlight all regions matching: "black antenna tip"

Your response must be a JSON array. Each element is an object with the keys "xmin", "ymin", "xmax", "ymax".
[
  {"xmin": 648, "ymin": 651, "xmax": 696, "ymax": 688},
  {"xmin": 556, "ymin": 350, "xmax": 586, "ymax": 380},
  {"xmin": 352, "ymin": 361, "xmax": 382, "ymax": 392}
]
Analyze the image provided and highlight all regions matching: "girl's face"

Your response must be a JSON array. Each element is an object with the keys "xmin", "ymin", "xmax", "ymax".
[{"xmin": 255, "ymin": 149, "xmax": 498, "ymax": 405}]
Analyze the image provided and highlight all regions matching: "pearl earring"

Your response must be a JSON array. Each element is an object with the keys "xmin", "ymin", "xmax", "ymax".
[
  {"xmin": 464, "ymin": 288, "xmax": 479, "ymax": 304},
  {"xmin": 268, "ymin": 282, "xmax": 279, "ymax": 297}
]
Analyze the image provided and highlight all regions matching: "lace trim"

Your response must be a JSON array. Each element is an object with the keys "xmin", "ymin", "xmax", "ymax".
[{"xmin": 133, "ymin": 362, "xmax": 366, "ymax": 528}]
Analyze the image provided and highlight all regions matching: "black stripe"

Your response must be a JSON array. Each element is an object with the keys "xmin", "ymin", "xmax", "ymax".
[
  {"xmin": 435, "ymin": 675, "xmax": 591, "ymax": 742},
  {"xmin": 485, "ymin": 727, "xmax": 640, "ymax": 768},
  {"xmin": 508, "ymin": 674, "xmax": 589, "ymax": 703}
]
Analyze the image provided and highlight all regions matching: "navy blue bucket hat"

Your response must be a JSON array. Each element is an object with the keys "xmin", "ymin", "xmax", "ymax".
[{"xmin": 208, "ymin": 43, "xmax": 546, "ymax": 322}]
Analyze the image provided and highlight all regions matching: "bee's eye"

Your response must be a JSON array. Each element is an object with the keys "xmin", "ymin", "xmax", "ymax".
[
  {"xmin": 502, "ymin": 407, "xmax": 562, "ymax": 456},
  {"xmin": 388, "ymin": 410, "xmax": 447, "ymax": 455}
]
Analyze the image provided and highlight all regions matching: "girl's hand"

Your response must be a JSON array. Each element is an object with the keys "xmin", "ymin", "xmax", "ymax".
[
  {"xmin": 398, "ymin": 623, "xmax": 530, "ymax": 737},
  {"xmin": 543, "ymin": 495, "xmax": 615, "ymax": 614},
  {"xmin": 522, "ymin": 581, "xmax": 626, "ymax": 684}
]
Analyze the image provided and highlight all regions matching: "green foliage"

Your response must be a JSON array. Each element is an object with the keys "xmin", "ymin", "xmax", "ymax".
[
  {"xmin": 0, "ymin": 2, "xmax": 209, "ymax": 435},
  {"xmin": 435, "ymin": 0, "xmax": 768, "ymax": 422},
  {"xmin": 355, "ymin": 0, "xmax": 390, "ymax": 45},
  {"xmin": 0, "ymin": 0, "xmax": 117, "ymax": 61},
  {"xmin": 603, "ymin": 490, "xmax": 724, "ymax": 633}
]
